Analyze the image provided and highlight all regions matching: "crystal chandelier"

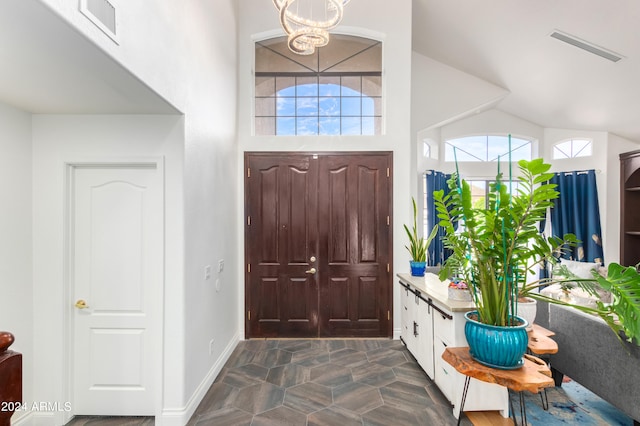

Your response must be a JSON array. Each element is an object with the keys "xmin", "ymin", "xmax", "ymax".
[{"xmin": 273, "ymin": 0, "xmax": 350, "ymax": 55}]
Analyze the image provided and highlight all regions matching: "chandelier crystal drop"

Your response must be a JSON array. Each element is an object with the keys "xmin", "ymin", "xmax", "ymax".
[{"xmin": 273, "ymin": 0, "xmax": 350, "ymax": 55}]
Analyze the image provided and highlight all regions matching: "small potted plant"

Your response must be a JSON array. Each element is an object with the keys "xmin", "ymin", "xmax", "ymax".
[
  {"xmin": 404, "ymin": 197, "xmax": 438, "ymax": 277},
  {"xmin": 448, "ymin": 278, "xmax": 472, "ymax": 302}
]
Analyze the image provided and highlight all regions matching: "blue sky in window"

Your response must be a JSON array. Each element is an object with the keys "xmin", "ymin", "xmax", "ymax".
[
  {"xmin": 362, "ymin": 117, "xmax": 375, "ymax": 135},
  {"xmin": 275, "ymin": 83, "xmax": 374, "ymax": 135},
  {"xmin": 342, "ymin": 117, "xmax": 361, "ymax": 135},
  {"xmin": 362, "ymin": 98, "xmax": 375, "ymax": 116},
  {"xmin": 319, "ymin": 98, "xmax": 340, "ymax": 116},
  {"xmin": 319, "ymin": 117, "xmax": 340, "ymax": 135},
  {"xmin": 319, "ymin": 83, "xmax": 340, "ymax": 97},
  {"xmin": 277, "ymin": 85, "xmax": 295, "ymax": 97},
  {"xmin": 277, "ymin": 98, "xmax": 295, "ymax": 115},
  {"xmin": 297, "ymin": 117, "xmax": 318, "ymax": 135},
  {"xmin": 341, "ymin": 98, "xmax": 361, "ymax": 116},
  {"xmin": 296, "ymin": 98, "xmax": 318, "ymax": 116},
  {"xmin": 277, "ymin": 117, "xmax": 295, "ymax": 135},
  {"xmin": 296, "ymin": 81, "xmax": 318, "ymax": 96}
]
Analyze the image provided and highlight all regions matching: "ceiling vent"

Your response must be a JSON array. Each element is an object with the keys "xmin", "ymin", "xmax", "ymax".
[
  {"xmin": 550, "ymin": 30, "xmax": 623, "ymax": 63},
  {"xmin": 80, "ymin": 0, "xmax": 118, "ymax": 43}
]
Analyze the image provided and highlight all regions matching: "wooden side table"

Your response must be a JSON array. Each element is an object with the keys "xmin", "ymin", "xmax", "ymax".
[
  {"xmin": 527, "ymin": 324, "xmax": 558, "ymax": 355},
  {"xmin": 442, "ymin": 347, "xmax": 554, "ymax": 426},
  {"xmin": 527, "ymin": 323, "xmax": 558, "ymax": 410}
]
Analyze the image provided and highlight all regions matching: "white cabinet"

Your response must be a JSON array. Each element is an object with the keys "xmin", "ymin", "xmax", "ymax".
[
  {"xmin": 399, "ymin": 282, "xmax": 434, "ymax": 378},
  {"xmin": 399, "ymin": 283, "xmax": 414, "ymax": 352},
  {"xmin": 414, "ymin": 296, "xmax": 434, "ymax": 378},
  {"xmin": 398, "ymin": 274, "xmax": 509, "ymax": 418}
]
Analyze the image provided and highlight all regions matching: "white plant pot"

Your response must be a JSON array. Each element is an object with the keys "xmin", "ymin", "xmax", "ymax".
[{"xmin": 517, "ymin": 297, "xmax": 537, "ymax": 331}]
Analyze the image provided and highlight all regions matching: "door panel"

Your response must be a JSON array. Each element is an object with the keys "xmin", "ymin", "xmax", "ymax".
[
  {"xmin": 319, "ymin": 154, "xmax": 391, "ymax": 337},
  {"xmin": 327, "ymin": 166, "xmax": 349, "ymax": 263},
  {"xmin": 246, "ymin": 155, "xmax": 319, "ymax": 337},
  {"xmin": 72, "ymin": 165, "xmax": 161, "ymax": 414},
  {"xmin": 246, "ymin": 152, "xmax": 392, "ymax": 338}
]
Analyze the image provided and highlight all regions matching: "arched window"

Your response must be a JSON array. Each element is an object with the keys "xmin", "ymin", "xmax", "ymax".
[
  {"xmin": 444, "ymin": 135, "xmax": 532, "ymax": 162},
  {"xmin": 254, "ymin": 34, "xmax": 382, "ymax": 136},
  {"xmin": 553, "ymin": 139, "xmax": 592, "ymax": 159},
  {"xmin": 423, "ymin": 139, "xmax": 432, "ymax": 158}
]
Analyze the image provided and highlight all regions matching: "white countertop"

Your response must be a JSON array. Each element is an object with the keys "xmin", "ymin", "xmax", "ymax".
[{"xmin": 397, "ymin": 273, "xmax": 476, "ymax": 312}]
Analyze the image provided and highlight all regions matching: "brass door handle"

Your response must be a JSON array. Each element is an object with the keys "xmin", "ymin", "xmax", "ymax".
[
  {"xmin": 305, "ymin": 268, "xmax": 317, "ymax": 274},
  {"xmin": 75, "ymin": 299, "xmax": 89, "ymax": 309}
]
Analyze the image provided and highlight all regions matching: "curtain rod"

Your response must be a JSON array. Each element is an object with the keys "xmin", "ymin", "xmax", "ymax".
[
  {"xmin": 426, "ymin": 169, "xmax": 601, "ymax": 176},
  {"xmin": 556, "ymin": 169, "xmax": 601, "ymax": 176}
]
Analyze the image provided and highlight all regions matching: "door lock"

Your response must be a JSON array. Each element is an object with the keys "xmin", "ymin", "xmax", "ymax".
[{"xmin": 310, "ymin": 256, "xmax": 316, "ymax": 262}]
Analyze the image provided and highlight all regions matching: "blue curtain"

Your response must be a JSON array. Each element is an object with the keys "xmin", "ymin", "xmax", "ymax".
[
  {"xmin": 550, "ymin": 170, "xmax": 604, "ymax": 264},
  {"xmin": 425, "ymin": 170, "xmax": 453, "ymax": 266}
]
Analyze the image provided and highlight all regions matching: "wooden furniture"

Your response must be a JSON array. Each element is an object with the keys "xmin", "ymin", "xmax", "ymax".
[
  {"xmin": 0, "ymin": 332, "xmax": 22, "ymax": 426},
  {"xmin": 442, "ymin": 347, "xmax": 554, "ymax": 426},
  {"xmin": 620, "ymin": 149, "xmax": 640, "ymax": 267},
  {"xmin": 527, "ymin": 324, "xmax": 558, "ymax": 355},
  {"xmin": 398, "ymin": 273, "xmax": 509, "ymax": 419},
  {"xmin": 526, "ymin": 324, "xmax": 558, "ymax": 410}
]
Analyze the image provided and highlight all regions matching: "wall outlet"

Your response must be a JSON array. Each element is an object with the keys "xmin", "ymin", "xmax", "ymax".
[
  {"xmin": 209, "ymin": 339, "xmax": 215, "ymax": 355},
  {"xmin": 218, "ymin": 259, "xmax": 224, "ymax": 273},
  {"xmin": 204, "ymin": 265, "xmax": 212, "ymax": 280}
]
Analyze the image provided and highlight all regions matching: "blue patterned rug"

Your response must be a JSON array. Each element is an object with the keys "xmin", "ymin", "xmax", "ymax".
[{"xmin": 512, "ymin": 379, "xmax": 633, "ymax": 425}]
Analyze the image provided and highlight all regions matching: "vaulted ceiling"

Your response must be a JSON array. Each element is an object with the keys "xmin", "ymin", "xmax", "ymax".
[
  {"xmin": 412, "ymin": 0, "xmax": 640, "ymax": 142},
  {"xmin": 4, "ymin": 0, "xmax": 640, "ymax": 143},
  {"xmin": 0, "ymin": 0, "xmax": 178, "ymax": 114}
]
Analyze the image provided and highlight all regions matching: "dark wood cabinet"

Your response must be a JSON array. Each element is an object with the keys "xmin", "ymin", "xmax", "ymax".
[{"xmin": 620, "ymin": 149, "xmax": 640, "ymax": 267}]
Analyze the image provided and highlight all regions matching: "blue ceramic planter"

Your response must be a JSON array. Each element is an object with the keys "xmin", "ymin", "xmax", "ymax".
[
  {"xmin": 409, "ymin": 261, "xmax": 427, "ymax": 277},
  {"xmin": 464, "ymin": 311, "xmax": 529, "ymax": 369}
]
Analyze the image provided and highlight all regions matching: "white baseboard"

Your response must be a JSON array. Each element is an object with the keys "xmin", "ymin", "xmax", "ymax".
[
  {"xmin": 11, "ymin": 411, "xmax": 34, "ymax": 426},
  {"xmin": 157, "ymin": 332, "xmax": 240, "ymax": 426},
  {"xmin": 12, "ymin": 411, "xmax": 59, "ymax": 426},
  {"xmin": 393, "ymin": 326, "xmax": 402, "ymax": 340}
]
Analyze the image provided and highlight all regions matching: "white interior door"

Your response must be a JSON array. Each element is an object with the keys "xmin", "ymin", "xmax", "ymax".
[{"xmin": 71, "ymin": 163, "xmax": 162, "ymax": 415}]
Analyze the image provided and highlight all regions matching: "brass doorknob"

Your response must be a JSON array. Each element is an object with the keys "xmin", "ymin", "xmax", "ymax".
[
  {"xmin": 75, "ymin": 299, "xmax": 89, "ymax": 309},
  {"xmin": 305, "ymin": 268, "xmax": 317, "ymax": 274}
]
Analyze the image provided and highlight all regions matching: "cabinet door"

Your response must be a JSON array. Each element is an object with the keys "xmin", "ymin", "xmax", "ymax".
[
  {"xmin": 400, "ymin": 285, "xmax": 412, "ymax": 347},
  {"xmin": 407, "ymin": 291, "xmax": 419, "ymax": 355},
  {"xmin": 414, "ymin": 297, "xmax": 434, "ymax": 379},
  {"xmin": 434, "ymin": 337, "xmax": 454, "ymax": 401}
]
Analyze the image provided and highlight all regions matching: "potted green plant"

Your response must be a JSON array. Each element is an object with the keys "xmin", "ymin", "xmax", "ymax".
[
  {"xmin": 404, "ymin": 197, "xmax": 438, "ymax": 276},
  {"xmin": 434, "ymin": 158, "xmax": 640, "ymax": 368}
]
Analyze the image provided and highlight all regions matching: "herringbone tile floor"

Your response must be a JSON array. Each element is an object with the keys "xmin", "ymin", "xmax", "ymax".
[
  {"xmin": 64, "ymin": 339, "xmax": 633, "ymax": 425},
  {"xmin": 186, "ymin": 339, "xmax": 470, "ymax": 426}
]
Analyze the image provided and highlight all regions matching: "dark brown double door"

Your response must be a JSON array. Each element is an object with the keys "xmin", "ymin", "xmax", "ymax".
[{"xmin": 245, "ymin": 152, "xmax": 393, "ymax": 338}]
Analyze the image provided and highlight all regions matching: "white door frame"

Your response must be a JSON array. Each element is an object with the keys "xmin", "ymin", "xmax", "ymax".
[{"xmin": 61, "ymin": 158, "xmax": 165, "ymax": 422}]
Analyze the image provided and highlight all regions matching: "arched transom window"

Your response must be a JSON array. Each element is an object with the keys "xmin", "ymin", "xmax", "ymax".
[
  {"xmin": 444, "ymin": 135, "xmax": 532, "ymax": 162},
  {"xmin": 255, "ymin": 34, "xmax": 382, "ymax": 136},
  {"xmin": 553, "ymin": 139, "xmax": 593, "ymax": 159}
]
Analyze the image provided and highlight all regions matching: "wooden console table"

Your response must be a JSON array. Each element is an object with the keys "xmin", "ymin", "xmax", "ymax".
[{"xmin": 442, "ymin": 347, "xmax": 554, "ymax": 426}]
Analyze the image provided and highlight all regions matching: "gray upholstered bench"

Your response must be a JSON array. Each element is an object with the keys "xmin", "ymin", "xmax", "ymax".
[{"xmin": 536, "ymin": 301, "xmax": 640, "ymax": 425}]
